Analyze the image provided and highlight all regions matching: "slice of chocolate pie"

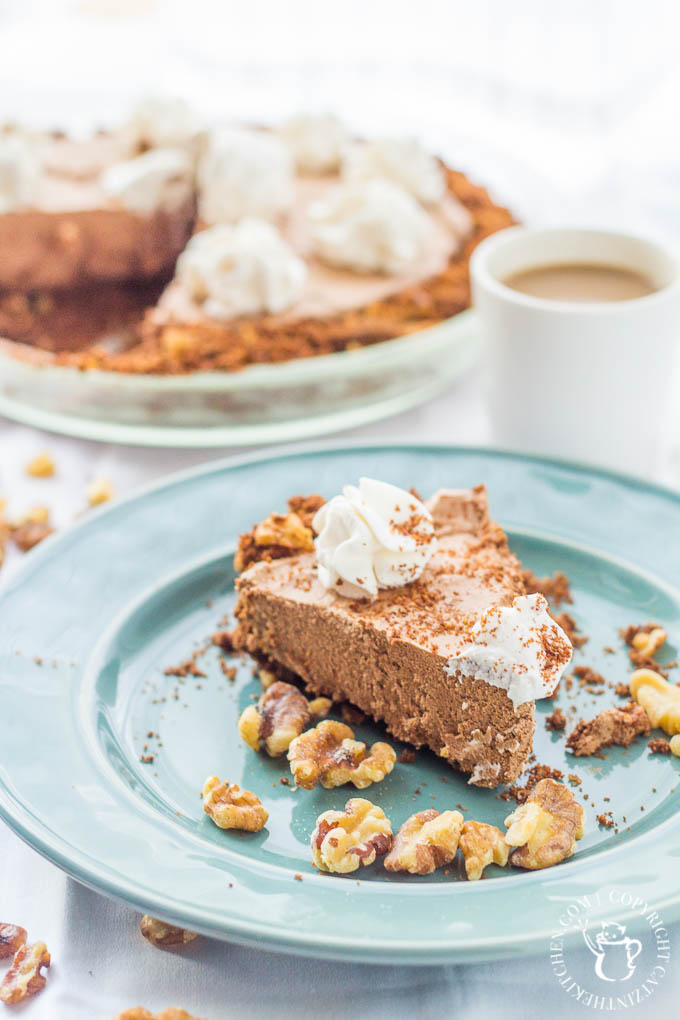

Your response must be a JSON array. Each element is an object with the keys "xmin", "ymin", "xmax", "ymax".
[{"xmin": 233, "ymin": 481, "xmax": 572, "ymax": 787}]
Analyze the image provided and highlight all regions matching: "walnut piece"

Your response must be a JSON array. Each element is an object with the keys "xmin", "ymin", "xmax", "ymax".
[
  {"xmin": 632, "ymin": 627, "xmax": 667, "ymax": 656},
  {"xmin": 87, "ymin": 476, "xmax": 115, "ymax": 506},
  {"xmin": 234, "ymin": 495, "xmax": 323, "ymax": 572},
  {"xmin": 288, "ymin": 719, "xmax": 396, "ymax": 790},
  {"xmin": 0, "ymin": 923, "xmax": 27, "ymax": 959},
  {"xmin": 25, "ymin": 452, "xmax": 55, "ymax": 478},
  {"xmin": 258, "ymin": 668, "xmax": 276, "ymax": 690},
  {"xmin": 384, "ymin": 809, "xmax": 463, "ymax": 875},
  {"xmin": 566, "ymin": 702, "xmax": 650, "ymax": 756},
  {"xmin": 238, "ymin": 681, "xmax": 330, "ymax": 757},
  {"xmin": 311, "ymin": 798, "xmax": 392, "ymax": 874},
  {"xmin": 630, "ymin": 668, "xmax": 680, "ymax": 735},
  {"xmin": 140, "ymin": 915, "xmax": 198, "ymax": 948},
  {"xmin": 459, "ymin": 820, "xmax": 510, "ymax": 880},
  {"xmin": 202, "ymin": 776, "xmax": 268, "ymax": 832},
  {"xmin": 114, "ymin": 1010, "xmax": 206, "ymax": 1020},
  {"xmin": 671, "ymin": 735, "xmax": 680, "ymax": 756},
  {"xmin": 505, "ymin": 778, "xmax": 585, "ymax": 870},
  {"xmin": 308, "ymin": 697, "xmax": 333, "ymax": 717},
  {"xmin": 0, "ymin": 941, "xmax": 51, "ymax": 1004},
  {"xmin": 621, "ymin": 623, "xmax": 671, "ymax": 671},
  {"xmin": 254, "ymin": 512, "xmax": 314, "ymax": 553}
]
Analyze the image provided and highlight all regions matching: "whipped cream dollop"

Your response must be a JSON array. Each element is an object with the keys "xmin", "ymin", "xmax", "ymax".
[
  {"xmin": 446, "ymin": 594, "xmax": 573, "ymax": 709},
  {"xmin": 0, "ymin": 133, "xmax": 43, "ymax": 213},
  {"xmin": 343, "ymin": 136, "xmax": 446, "ymax": 205},
  {"xmin": 279, "ymin": 112, "xmax": 349, "ymax": 174},
  {"xmin": 175, "ymin": 218, "xmax": 307, "ymax": 319},
  {"xmin": 125, "ymin": 96, "xmax": 201, "ymax": 152},
  {"xmin": 313, "ymin": 478, "xmax": 437, "ymax": 600},
  {"xmin": 309, "ymin": 178, "xmax": 432, "ymax": 275},
  {"xmin": 100, "ymin": 147, "xmax": 194, "ymax": 214},
  {"xmin": 197, "ymin": 127, "xmax": 294, "ymax": 225}
]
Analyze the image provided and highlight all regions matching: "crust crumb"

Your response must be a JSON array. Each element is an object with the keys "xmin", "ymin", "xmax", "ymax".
[
  {"xmin": 499, "ymin": 763, "xmax": 564, "ymax": 804},
  {"xmin": 545, "ymin": 708, "xmax": 566, "ymax": 732},
  {"xmin": 567, "ymin": 703, "xmax": 651, "ymax": 757},
  {"xmin": 552, "ymin": 612, "xmax": 588, "ymax": 650},
  {"xmin": 521, "ymin": 569, "xmax": 572, "ymax": 606},
  {"xmin": 397, "ymin": 747, "xmax": 417, "ymax": 764}
]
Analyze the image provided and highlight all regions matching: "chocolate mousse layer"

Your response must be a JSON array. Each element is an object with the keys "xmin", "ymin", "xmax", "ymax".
[
  {"xmin": 0, "ymin": 200, "xmax": 195, "ymax": 291},
  {"xmin": 0, "ymin": 277, "xmax": 169, "ymax": 353},
  {"xmin": 233, "ymin": 486, "xmax": 533, "ymax": 787},
  {"xmin": 0, "ymin": 135, "xmax": 194, "ymax": 290}
]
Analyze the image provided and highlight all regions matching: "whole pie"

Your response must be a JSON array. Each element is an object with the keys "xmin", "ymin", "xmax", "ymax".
[{"xmin": 0, "ymin": 102, "xmax": 514, "ymax": 374}]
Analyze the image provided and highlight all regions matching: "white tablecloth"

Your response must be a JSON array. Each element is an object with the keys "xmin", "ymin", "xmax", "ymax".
[
  {"xmin": 1, "ymin": 370, "xmax": 679, "ymax": 1019},
  {"xmin": 2, "ymin": 3, "xmax": 680, "ymax": 1008}
]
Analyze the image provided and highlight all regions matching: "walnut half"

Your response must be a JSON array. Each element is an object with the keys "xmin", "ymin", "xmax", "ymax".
[
  {"xmin": 459, "ymin": 821, "xmax": 509, "ymax": 880},
  {"xmin": 0, "ymin": 941, "xmax": 51, "ymax": 1004},
  {"xmin": 384, "ymin": 809, "xmax": 463, "ymax": 875},
  {"xmin": 202, "ymin": 776, "xmax": 268, "ymax": 832},
  {"xmin": 311, "ymin": 798, "xmax": 393, "ymax": 874},
  {"xmin": 288, "ymin": 719, "xmax": 396, "ymax": 790},
  {"xmin": 140, "ymin": 915, "xmax": 198, "ymax": 948},
  {"xmin": 238, "ymin": 681, "xmax": 331, "ymax": 757},
  {"xmin": 505, "ymin": 778, "xmax": 585, "ymax": 870},
  {"xmin": 630, "ymin": 668, "xmax": 680, "ymax": 735}
]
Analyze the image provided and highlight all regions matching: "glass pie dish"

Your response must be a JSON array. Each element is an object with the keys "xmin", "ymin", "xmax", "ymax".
[{"xmin": 0, "ymin": 311, "xmax": 478, "ymax": 447}]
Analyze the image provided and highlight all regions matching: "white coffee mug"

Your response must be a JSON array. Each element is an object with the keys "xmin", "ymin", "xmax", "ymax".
[{"xmin": 470, "ymin": 227, "xmax": 680, "ymax": 477}]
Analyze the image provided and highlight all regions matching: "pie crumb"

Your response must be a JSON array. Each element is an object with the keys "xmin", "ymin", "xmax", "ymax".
[
  {"xmin": 648, "ymin": 738, "xmax": 671, "ymax": 755},
  {"xmin": 567, "ymin": 703, "xmax": 650, "ymax": 757},
  {"xmin": 545, "ymin": 708, "xmax": 566, "ymax": 732}
]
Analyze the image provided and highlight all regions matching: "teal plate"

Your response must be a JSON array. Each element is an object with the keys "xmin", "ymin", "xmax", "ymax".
[{"xmin": 1, "ymin": 444, "xmax": 679, "ymax": 964}]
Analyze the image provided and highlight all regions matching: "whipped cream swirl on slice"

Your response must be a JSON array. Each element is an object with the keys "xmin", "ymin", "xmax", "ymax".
[
  {"xmin": 0, "ymin": 133, "xmax": 43, "ymax": 212},
  {"xmin": 309, "ymin": 178, "xmax": 432, "ymax": 275},
  {"xmin": 175, "ymin": 218, "xmax": 307, "ymax": 319},
  {"xmin": 279, "ymin": 112, "xmax": 349, "ymax": 174},
  {"xmin": 101, "ymin": 147, "xmax": 194, "ymax": 214},
  {"xmin": 198, "ymin": 127, "xmax": 294, "ymax": 225},
  {"xmin": 446, "ymin": 594, "xmax": 572, "ymax": 709},
  {"xmin": 125, "ymin": 96, "xmax": 201, "ymax": 152},
  {"xmin": 343, "ymin": 136, "xmax": 446, "ymax": 205},
  {"xmin": 313, "ymin": 478, "xmax": 437, "ymax": 600}
]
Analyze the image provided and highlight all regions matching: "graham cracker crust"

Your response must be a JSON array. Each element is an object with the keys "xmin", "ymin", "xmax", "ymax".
[{"xmin": 2, "ymin": 165, "xmax": 514, "ymax": 376}]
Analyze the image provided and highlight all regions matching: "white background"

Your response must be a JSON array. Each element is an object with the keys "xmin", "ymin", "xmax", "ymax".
[{"xmin": 1, "ymin": 1, "xmax": 680, "ymax": 1016}]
